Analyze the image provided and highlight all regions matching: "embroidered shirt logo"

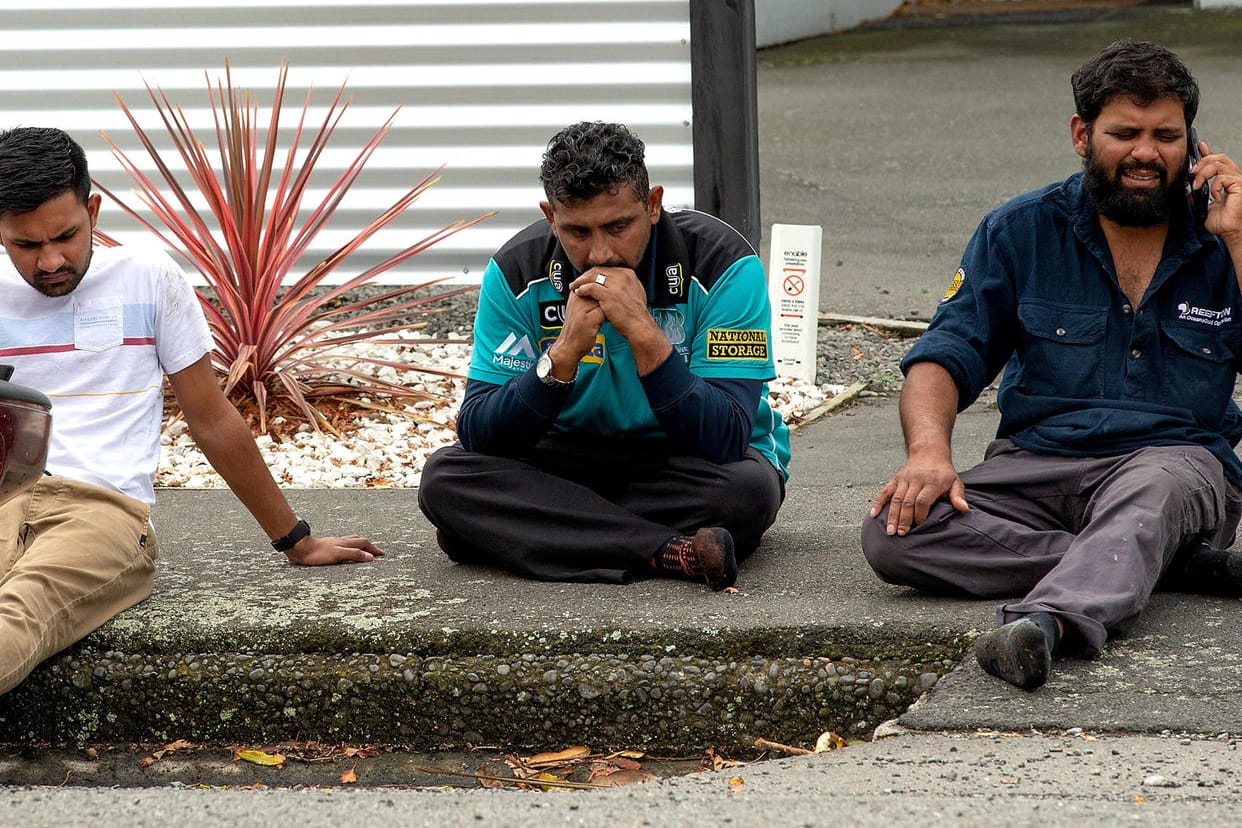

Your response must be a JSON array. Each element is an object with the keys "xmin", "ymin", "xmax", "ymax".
[
  {"xmin": 537, "ymin": 334, "xmax": 604, "ymax": 365},
  {"xmin": 653, "ymin": 308, "xmax": 686, "ymax": 346},
  {"xmin": 941, "ymin": 268, "xmax": 965, "ymax": 303},
  {"xmin": 1177, "ymin": 302, "xmax": 1233, "ymax": 327},
  {"xmin": 492, "ymin": 332, "xmax": 537, "ymax": 369},
  {"xmin": 539, "ymin": 301, "xmax": 566, "ymax": 329},
  {"xmin": 548, "ymin": 260, "xmax": 565, "ymax": 293},
  {"xmin": 665, "ymin": 264, "xmax": 683, "ymax": 297},
  {"xmin": 706, "ymin": 329, "xmax": 769, "ymax": 361}
]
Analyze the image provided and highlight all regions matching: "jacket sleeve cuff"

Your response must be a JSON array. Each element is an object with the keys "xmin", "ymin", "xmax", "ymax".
[
  {"xmin": 900, "ymin": 330, "xmax": 992, "ymax": 410},
  {"xmin": 638, "ymin": 351, "xmax": 695, "ymax": 411}
]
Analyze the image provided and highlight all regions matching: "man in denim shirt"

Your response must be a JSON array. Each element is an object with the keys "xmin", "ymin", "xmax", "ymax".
[{"xmin": 861, "ymin": 41, "xmax": 1242, "ymax": 690}]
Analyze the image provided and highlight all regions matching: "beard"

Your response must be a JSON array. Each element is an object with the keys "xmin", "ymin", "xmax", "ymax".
[
  {"xmin": 27, "ymin": 246, "xmax": 93, "ymax": 298},
  {"xmin": 1082, "ymin": 140, "xmax": 1187, "ymax": 227}
]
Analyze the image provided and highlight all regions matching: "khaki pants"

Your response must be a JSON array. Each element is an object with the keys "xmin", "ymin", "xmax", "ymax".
[{"xmin": 0, "ymin": 476, "xmax": 158, "ymax": 694}]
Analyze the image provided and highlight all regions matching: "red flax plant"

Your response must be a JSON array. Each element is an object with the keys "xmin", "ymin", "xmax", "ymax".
[{"xmin": 93, "ymin": 63, "xmax": 493, "ymax": 434}]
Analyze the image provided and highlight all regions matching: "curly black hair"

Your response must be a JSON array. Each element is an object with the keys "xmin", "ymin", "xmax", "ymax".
[
  {"xmin": 1071, "ymin": 40, "xmax": 1199, "ymax": 129},
  {"xmin": 539, "ymin": 121, "xmax": 650, "ymax": 203},
  {"xmin": 0, "ymin": 127, "xmax": 91, "ymax": 216}
]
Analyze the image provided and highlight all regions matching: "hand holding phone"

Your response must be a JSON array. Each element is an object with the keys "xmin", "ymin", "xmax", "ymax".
[{"xmin": 1187, "ymin": 127, "xmax": 1210, "ymax": 219}]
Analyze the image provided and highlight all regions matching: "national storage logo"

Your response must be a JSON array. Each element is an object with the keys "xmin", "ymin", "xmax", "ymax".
[{"xmin": 706, "ymin": 328, "xmax": 769, "ymax": 361}]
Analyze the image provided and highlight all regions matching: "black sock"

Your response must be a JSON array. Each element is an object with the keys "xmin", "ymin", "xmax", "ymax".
[{"xmin": 1026, "ymin": 611, "xmax": 1061, "ymax": 653}]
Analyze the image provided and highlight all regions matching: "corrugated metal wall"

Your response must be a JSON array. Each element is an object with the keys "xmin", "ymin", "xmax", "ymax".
[{"xmin": 0, "ymin": 0, "xmax": 694, "ymax": 285}]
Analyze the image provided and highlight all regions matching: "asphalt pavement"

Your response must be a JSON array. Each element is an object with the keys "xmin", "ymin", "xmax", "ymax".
[
  {"xmin": 5, "ymin": 4, "xmax": 1242, "ymax": 825},
  {"xmin": 756, "ymin": 2, "xmax": 1242, "ymax": 320}
]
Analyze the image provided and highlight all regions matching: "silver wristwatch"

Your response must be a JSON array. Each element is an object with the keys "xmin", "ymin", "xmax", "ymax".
[{"xmin": 536, "ymin": 350, "xmax": 576, "ymax": 387}]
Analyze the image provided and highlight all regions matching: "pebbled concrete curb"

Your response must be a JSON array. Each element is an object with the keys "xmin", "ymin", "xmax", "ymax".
[{"xmin": 0, "ymin": 646, "xmax": 962, "ymax": 750}]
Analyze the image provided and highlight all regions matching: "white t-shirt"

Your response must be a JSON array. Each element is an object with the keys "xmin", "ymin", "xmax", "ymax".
[{"xmin": 0, "ymin": 244, "xmax": 213, "ymax": 504}]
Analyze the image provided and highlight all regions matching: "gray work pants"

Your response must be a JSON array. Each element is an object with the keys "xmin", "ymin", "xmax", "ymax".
[{"xmin": 861, "ymin": 440, "xmax": 1241, "ymax": 656}]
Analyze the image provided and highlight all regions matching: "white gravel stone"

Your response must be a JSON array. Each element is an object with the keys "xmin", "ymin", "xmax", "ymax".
[{"xmin": 156, "ymin": 332, "xmax": 833, "ymax": 489}]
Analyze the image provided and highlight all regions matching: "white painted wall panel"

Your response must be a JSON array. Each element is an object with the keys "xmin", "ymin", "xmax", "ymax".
[
  {"xmin": 0, "ymin": 1, "xmax": 694, "ymax": 285},
  {"xmin": 754, "ymin": 0, "xmax": 902, "ymax": 48}
]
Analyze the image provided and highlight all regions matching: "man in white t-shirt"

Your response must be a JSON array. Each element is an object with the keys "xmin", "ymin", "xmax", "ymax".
[{"xmin": 0, "ymin": 126, "xmax": 383, "ymax": 696}]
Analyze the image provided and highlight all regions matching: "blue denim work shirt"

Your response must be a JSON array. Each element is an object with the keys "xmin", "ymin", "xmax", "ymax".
[{"xmin": 904, "ymin": 172, "xmax": 1242, "ymax": 487}]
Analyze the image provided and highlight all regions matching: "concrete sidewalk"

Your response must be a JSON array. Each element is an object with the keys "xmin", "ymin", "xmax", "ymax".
[
  {"xmin": 0, "ymin": 391, "xmax": 977, "ymax": 751},
  {"xmin": 5, "ymin": 1, "xmax": 1242, "ymax": 765},
  {"xmin": 4, "ymin": 387, "xmax": 1241, "ymax": 754}
]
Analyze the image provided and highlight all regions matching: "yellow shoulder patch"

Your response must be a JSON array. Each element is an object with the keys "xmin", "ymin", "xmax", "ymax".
[{"xmin": 941, "ymin": 268, "xmax": 965, "ymax": 302}]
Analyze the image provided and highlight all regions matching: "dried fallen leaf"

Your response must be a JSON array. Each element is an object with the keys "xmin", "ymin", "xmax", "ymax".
[
  {"xmin": 526, "ymin": 746, "xmax": 591, "ymax": 767},
  {"xmin": 814, "ymin": 731, "xmax": 847, "ymax": 752},
  {"xmin": 236, "ymin": 749, "xmax": 286, "ymax": 768},
  {"xmin": 705, "ymin": 748, "xmax": 745, "ymax": 771},
  {"xmin": 728, "ymin": 776, "xmax": 745, "ymax": 793},
  {"xmin": 138, "ymin": 756, "xmax": 156, "ymax": 769},
  {"xmin": 408, "ymin": 763, "xmax": 602, "ymax": 791},
  {"xmin": 152, "ymin": 739, "xmax": 195, "ymax": 760},
  {"xmin": 588, "ymin": 768, "xmax": 657, "ymax": 787},
  {"xmin": 534, "ymin": 771, "xmax": 570, "ymax": 792},
  {"xmin": 606, "ymin": 756, "xmax": 644, "ymax": 771},
  {"xmin": 340, "ymin": 766, "xmax": 358, "ymax": 785},
  {"xmin": 503, "ymin": 756, "xmax": 539, "ymax": 780},
  {"xmin": 476, "ymin": 765, "xmax": 506, "ymax": 790}
]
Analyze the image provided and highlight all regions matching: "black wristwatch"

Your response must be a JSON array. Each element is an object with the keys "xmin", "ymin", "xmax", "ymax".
[
  {"xmin": 272, "ymin": 518, "xmax": 311, "ymax": 552},
  {"xmin": 536, "ymin": 350, "xmax": 576, "ymax": 387}
]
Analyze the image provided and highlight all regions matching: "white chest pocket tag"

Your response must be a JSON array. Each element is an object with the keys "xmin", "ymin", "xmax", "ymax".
[{"xmin": 74, "ymin": 297, "xmax": 124, "ymax": 352}]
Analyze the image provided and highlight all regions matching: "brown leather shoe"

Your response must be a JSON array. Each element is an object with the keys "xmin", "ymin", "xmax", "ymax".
[{"xmin": 655, "ymin": 527, "xmax": 737, "ymax": 591}]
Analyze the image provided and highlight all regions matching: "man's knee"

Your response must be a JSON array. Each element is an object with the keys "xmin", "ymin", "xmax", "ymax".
[
  {"xmin": 418, "ymin": 444, "xmax": 458, "ymax": 490},
  {"xmin": 417, "ymin": 445, "xmax": 470, "ymax": 520},
  {"xmin": 708, "ymin": 456, "xmax": 783, "ymax": 539},
  {"xmin": 1124, "ymin": 445, "xmax": 1226, "ymax": 529},
  {"xmin": 860, "ymin": 509, "xmax": 910, "ymax": 585}
]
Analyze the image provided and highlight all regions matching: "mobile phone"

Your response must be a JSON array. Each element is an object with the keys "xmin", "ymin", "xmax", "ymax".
[{"xmin": 1187, "ymin": 127, "xmax": 1210, "ymax": 219}]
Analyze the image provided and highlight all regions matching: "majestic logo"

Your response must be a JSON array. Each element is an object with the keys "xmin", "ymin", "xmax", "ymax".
[
  {"xmin": 492, "ymin": 331, "xmax": 537, "ymax": 369},
  {"xmin": 539, "ymin": 301, "xmax": 567, "ymax": 329},
  {"xmin": 706, "ymin": 329, "xmax": 768, "ymax": 361},
  {"xmin": 665, "ymin": 263, "xmax": 684, "ymax": 297},
  {"xmin": 548, "ymin": 259, "xmax": 565, "ymax": 293},
  {"xmin": 1177, "ymin": 301, "xmax": 1233, "ymax": 327},
  {"xmin": 941, "ymin": 268, "xmax": 965, "ymax": 302}
]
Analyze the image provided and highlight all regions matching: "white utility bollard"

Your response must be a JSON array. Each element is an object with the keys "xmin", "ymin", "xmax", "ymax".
[{"xmin": 768, "ymin": 223, "xmax": 823, "ymax": 384}]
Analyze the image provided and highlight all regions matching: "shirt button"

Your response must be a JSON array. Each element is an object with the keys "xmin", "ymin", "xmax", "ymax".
[
  {"xmin": 1203, "ymin": 347, "xmax": 1213, "ymax": 355},
  {"xmin": 1056, "ymin": 327, "xmax": 1067, "ymax": 336},
  {"xmin": 1122, "ymin": 304, "xmax": 1132, "ymax": 314},
  {"xmin": 1131, "ymin": 348, "xmax": 1142, "ymax": 358}
]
